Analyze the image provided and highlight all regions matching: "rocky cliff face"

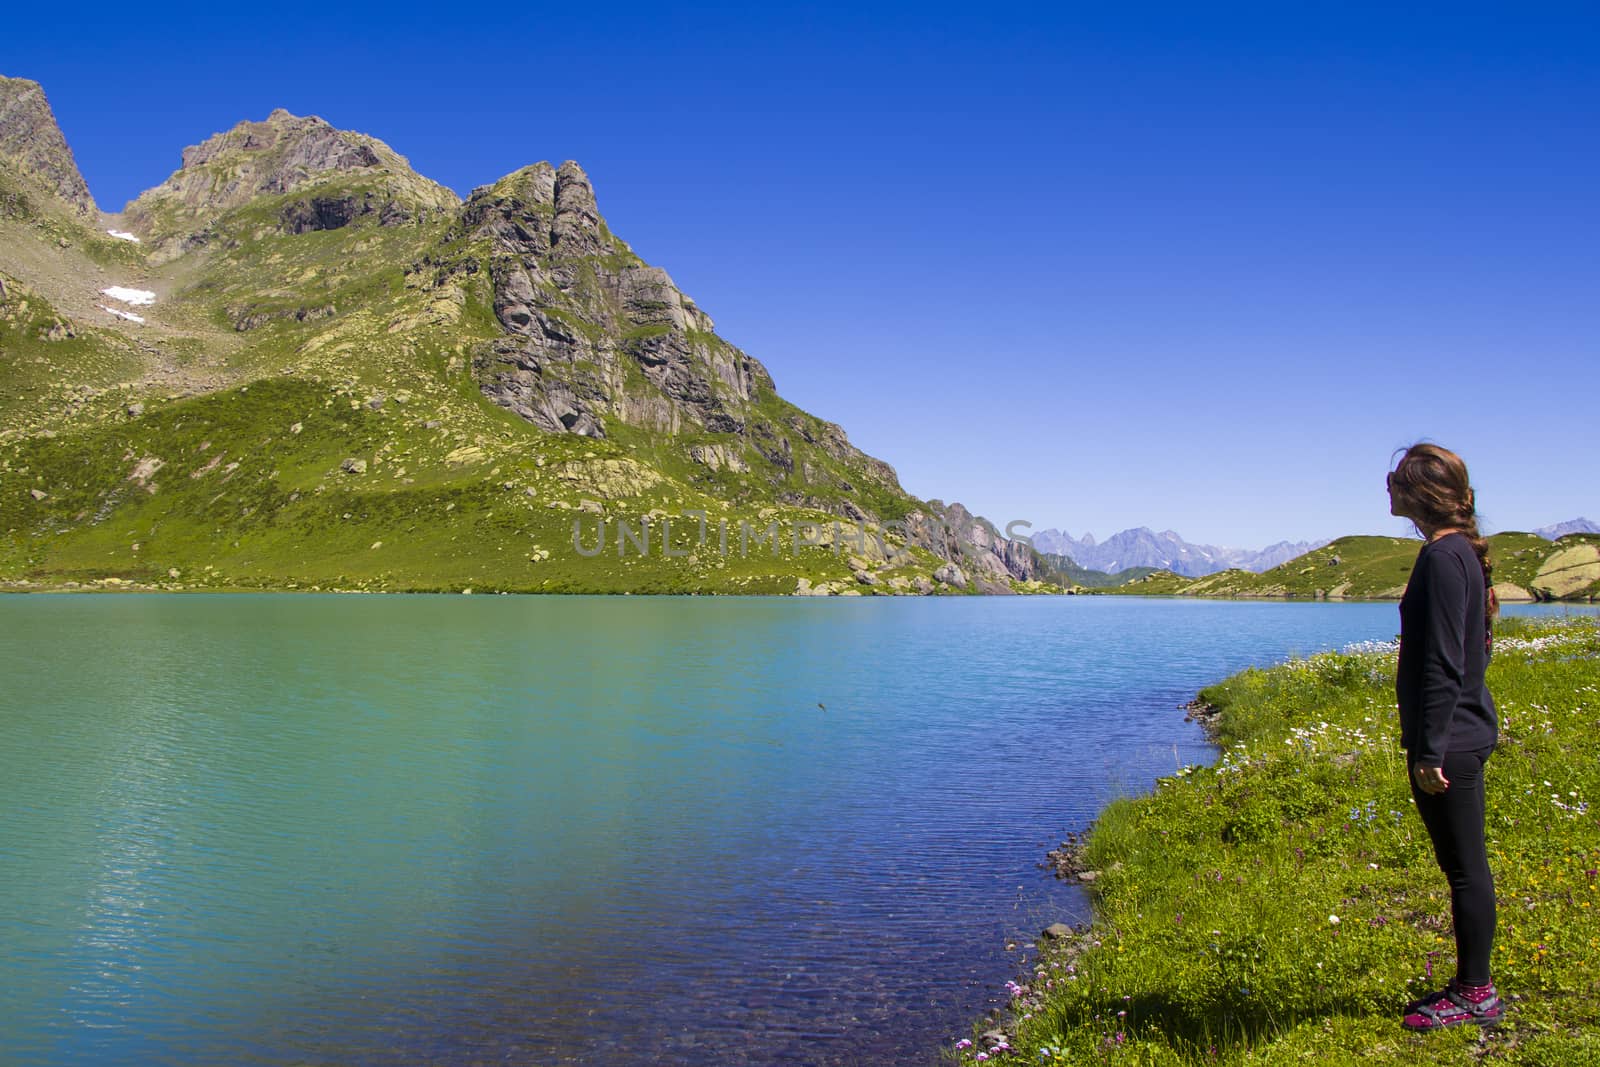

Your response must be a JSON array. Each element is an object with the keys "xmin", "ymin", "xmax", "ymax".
[
  {"xmin": 459, "ymin": 162, "xmax": 768, "ymax": 440},
  {"xmin": 903, "ymin": 501, "xmax": 1041, "ymax": 588},
  {"xmin": 123, "ymin": 108, "xmax": 459, "ymax": 250},
  {"xmin": 0, "ymin": 76, "xmax": 96, "ymax": 217},
  {"xmin": 452, "ymin": 161, "xmax": 933, "ymax": 557}
]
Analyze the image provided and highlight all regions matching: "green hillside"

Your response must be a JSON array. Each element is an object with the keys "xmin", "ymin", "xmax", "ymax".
[
  {"xmin": 1035, "ymin": 550, "xmax": 1155, "ymax": 590},
  {"xmin": 1108, "ymin": 533, "xmax": 1600, "ymax": 602}
]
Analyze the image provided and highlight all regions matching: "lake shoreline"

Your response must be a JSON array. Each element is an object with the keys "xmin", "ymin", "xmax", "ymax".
[{"xmin": 953, "ymin": 614, "xmax": 1600, "ymax": 1064}]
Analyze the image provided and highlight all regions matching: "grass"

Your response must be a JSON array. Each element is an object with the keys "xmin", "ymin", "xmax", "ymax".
[
  {"xmin": 0, "ymin": 370, "xmax": 967, "ymax": 595},
  {"xmin": 955, "ymin": 615, "xmax": 1600, "ymax": 1065}
]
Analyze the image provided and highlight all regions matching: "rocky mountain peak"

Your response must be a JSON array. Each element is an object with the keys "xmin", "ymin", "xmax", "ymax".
[
  {"xmin": 176, "ymin": 108, "xmax": 380, "ymax": 174},
  {"xmin": 124, "ymin": 108, "xmax": 459, "ymax": 246},
  {"xmin": 0, "ymin": 75, "xmax": 96, "ymax": 217}
]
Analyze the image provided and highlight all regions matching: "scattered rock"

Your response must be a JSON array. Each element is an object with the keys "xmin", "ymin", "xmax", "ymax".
[
  {"xmin": 933, "ymin": 563, "xmax": 967, "ymax": 588},
  {"xmin": 1532, "ymin": 544, "xmax": 1600, "ymax": 599},
  {"xmin": 1491, "ymin": 581, "xmax": 1534, "ymax": 603},
  {"xmin": 289, "ymin": 421, "xmax": 302, "ymax": 434},
  {"xmin": 29, "ymin": 488, "xmax": 46, "ymax": 500},
  {"xmin": 1044, "ymin": 831, "xmax": 1092, "ymax": 880},
  {"xmin": 125, "ymin": 401, "xmax": 144, "ymax": 417},
  {"xmin": 1042, "ymin": 923, "xmax": 1073, "ymax": 940},
  {"xmin": 127, "ymin": 456, "xmax": 164, "ymax": 485},
  {"xmin": 339, "ymin": 458, "xmax": 367, "ymax": 474}
]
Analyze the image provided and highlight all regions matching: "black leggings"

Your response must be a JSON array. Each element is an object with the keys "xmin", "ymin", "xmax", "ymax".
[{"xmin": 1409, "ymin": 746, "xmax": 1496, "ymax": 986}]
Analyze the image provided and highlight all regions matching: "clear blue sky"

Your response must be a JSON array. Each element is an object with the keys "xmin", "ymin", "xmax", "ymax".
[{"xmin": 6, "ymin": 2, "xmax": 1597, "ymax": 547}]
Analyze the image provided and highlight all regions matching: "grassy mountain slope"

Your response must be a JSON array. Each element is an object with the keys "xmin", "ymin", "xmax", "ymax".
[{"xmin": 1, "ymin": 99, "xmax": 1053, "ymax": 595}]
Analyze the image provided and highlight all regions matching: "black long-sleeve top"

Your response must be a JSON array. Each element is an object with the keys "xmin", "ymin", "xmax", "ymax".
[{"xmin": 1396, "ymin": 532, "xmax": 1497, "ymax": 767}]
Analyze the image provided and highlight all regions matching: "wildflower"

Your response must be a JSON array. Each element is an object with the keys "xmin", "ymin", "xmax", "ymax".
[
  {"xmin": 1329, "ymin": 914, "xmax": 1340, "ymax": 925},
  {"xmin": 955, "ymin": 1039, "xmax": 973, "ymax": 1050}
]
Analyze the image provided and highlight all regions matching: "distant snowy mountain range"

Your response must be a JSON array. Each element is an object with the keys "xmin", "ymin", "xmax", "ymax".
[
  {"xmin": 1029, "ymin": 528, "xmax": 1329, "ymax": 577},
  {"xmin": 1533, "ymin": 517, "xmax": 1599, "ymax": 539},
  {"xmin": 1032, "ymin": 518, "xmax": 1598, "ymax": 578}
]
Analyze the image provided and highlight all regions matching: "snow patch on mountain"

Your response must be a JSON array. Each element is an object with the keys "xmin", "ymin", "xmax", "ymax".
[
  {"xmin": 97, "ymin": 304, "xmax": 145, "ymax": 324},
  {"xmin": 100, "ymin": 286, "xmax": 155, "ymax": 305}
]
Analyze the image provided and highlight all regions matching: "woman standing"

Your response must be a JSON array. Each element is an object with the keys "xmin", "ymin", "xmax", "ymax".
[{"xmin": 1388, "ymin": 442, "xmax": 1504, "ymax": 1030}]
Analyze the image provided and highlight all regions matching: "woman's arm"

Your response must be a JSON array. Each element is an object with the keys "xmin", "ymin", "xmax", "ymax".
[{"xmin": 1414, "ymin": 547, "xmax": 1470, "ymax": 768}]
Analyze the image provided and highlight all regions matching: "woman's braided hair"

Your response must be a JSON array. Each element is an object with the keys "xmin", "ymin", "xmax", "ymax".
[{"xmin": 1390, "ymin": 442, "xmax": 1498, "ymax": 650}]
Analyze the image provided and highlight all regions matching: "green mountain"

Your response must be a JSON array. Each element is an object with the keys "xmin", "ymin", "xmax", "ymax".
[
  {"xmin": 1106, "ymin": 532, "xmax": 1600, "ymax": 602},
  {"xmin": 1033, "ymin": 549, "xmax": 1156, "ymax": 589},
  {"xmin": 0, "ymin": 77, "xmax": 1057, "ymax": 595}
]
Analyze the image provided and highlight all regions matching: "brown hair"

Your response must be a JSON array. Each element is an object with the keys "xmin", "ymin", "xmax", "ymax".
[{"xmin": 1389, "ymin": 442, "xmax": 1499, "ymax": 645}]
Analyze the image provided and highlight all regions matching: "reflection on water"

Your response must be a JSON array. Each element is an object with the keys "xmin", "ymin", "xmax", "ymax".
[{"xmin": 0, "ymin": 595, "xmax": 1586, "ymax": 1065}]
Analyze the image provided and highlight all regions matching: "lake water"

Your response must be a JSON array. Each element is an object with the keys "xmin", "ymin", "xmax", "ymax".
[{"xmin": 1, "ymin": 594, "xmax": 1590, "ymax": 1066}]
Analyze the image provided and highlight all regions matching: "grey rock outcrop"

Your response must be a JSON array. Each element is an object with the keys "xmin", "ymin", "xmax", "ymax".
[
  {"xmin": 900, "ymin": 501, "xmax": 1039, "ymax": 584},
  {"xmin": 462, "ymin": 162, "xmax": 772, "ymax": 441},
  {"xmin": 0, "ymin": 76, "xmax": 96, "ymax": 217}
]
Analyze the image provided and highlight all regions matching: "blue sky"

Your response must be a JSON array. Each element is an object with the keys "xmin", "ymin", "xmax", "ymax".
[{"xmin": 6, "ymin": 2, "xmax": 1597, "ymax": 547}]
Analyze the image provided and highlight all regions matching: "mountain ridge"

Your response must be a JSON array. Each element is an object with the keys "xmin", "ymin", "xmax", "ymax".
[{"xmin": 1031, "ymin": 525, "xmax": 1328, "ymax": 577}]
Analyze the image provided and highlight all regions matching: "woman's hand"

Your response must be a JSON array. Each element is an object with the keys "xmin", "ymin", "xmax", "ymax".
[{"xmin": 1414, "ymin": 763, "xmax": 1450, "ymax": 795}]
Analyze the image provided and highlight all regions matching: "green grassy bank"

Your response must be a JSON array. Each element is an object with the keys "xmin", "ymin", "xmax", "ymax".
[{"xmin": 958, "ymin": 615, "xmax": 1600, "ymax": 1065}]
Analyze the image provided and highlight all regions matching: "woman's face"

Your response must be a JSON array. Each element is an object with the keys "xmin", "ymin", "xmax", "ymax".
[{"xmin": 1387, "ymin": 470, "xmax": 1410, "ymax": 519}]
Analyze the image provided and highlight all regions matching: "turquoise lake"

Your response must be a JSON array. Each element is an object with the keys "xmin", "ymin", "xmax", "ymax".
[{"xmin": 2, "ymin": 594, "xmax": 1590, "ymax": 1066}]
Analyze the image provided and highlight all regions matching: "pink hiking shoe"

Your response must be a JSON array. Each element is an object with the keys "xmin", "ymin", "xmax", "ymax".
[{"xmin": 1401, "ymin": 979, "xmax": 1504, "ymax": 1031}]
